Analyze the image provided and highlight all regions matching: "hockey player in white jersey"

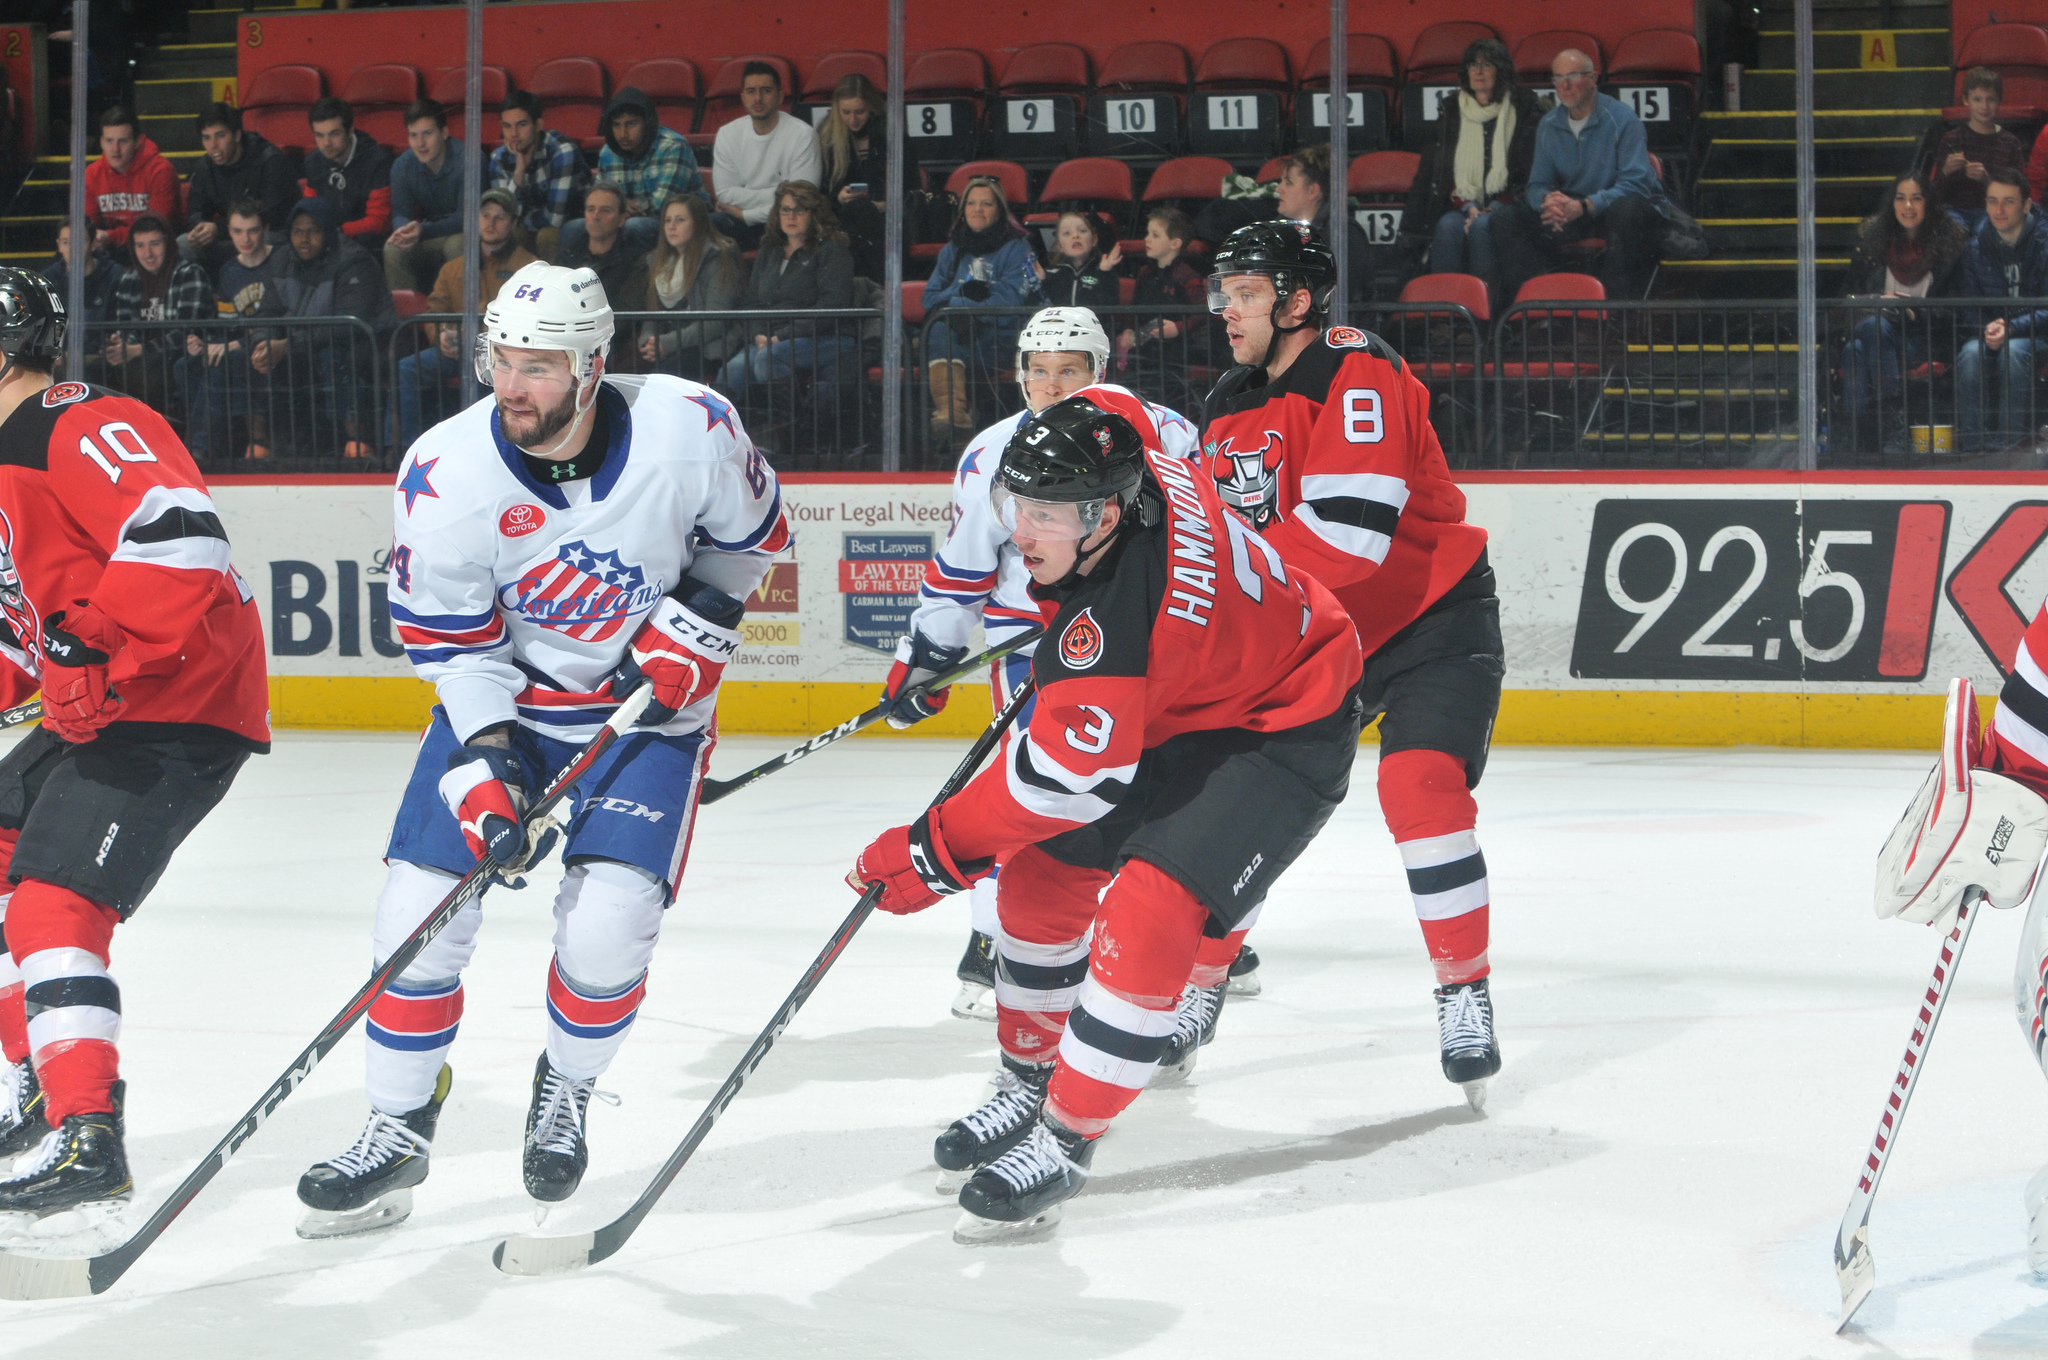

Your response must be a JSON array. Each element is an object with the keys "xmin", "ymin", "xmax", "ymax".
[
  {"xmin": 878, "ymin": 307, "xmax": 1201, "ymax": 1021},
  {"xmin": 295, "ymin": 263, "xmax": 789, "ymax": 1237}
]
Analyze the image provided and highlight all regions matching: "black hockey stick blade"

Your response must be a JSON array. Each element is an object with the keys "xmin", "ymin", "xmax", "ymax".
[
  {"xmin": 493, "ymin": 678, "xmax": 1036, "ymax": 1277},
  {"xmin": 699, "ymin": 629, "xmax": 1042, "ymax": 806},
  {"xmin": 0, "ymin": 685, "xmax": 654, "ymax": 1301}
]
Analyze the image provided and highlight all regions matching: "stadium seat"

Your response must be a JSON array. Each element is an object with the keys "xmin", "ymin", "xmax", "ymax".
[
  {"xmin": 702, "ymin": 55, "xmax": 797, "ymax": 136},
  {"xmin": 620, "ymin": 59, "xmax": 701, "ymax": 136},
  {"xmin": 804, "ymin": 51, "xmax": 886, "ymax": 102},
  {"xmin": 1023, "ymin": 156, "xmax": 1135, "ymax": 234},
  {"xmin": 993, "ymin": 43, "xmax": 1090, "ymax": 161},
  {"xmin": 1395, "ymin": 272, "xmax": 1490, "ymax": 381},
  {"xmin": 1089, "ymin": 41, "xmax": 1190, "ymax": 158},
  {"xmin": 1514, "ymin": 31, "xmax": 1603, "ymax": 82},
  {"xmin": 528, "ymin": 56, "xmax": 609, "ymax": 150},
  {"xmin": 428, "ymin": 65, "xmax": 509, "ymax": 146},
  {"xmin": 1189, "ymin": 38, "xmax": 1289, "ymax": 157},
  {"xmin": 342, "ymin": 63, "xmax": 422, "ymax": 150},
  {"xmin": 1256, "ymin": 156, "xmax": 1288, "ymax": 184},
  {"xmin": 905, "ymin": 48, "xmax": 988, "ymax": 163},
  {"xmin": 1401, "ymin": 22, "xmax": 1497, "ymax": 150},
  {"xmin": 240, "ymin": 63, "xmax": 323, "ymax": 155},
  {"xmin": 1298, "ymin": 33, "xmax": 1396, "ymax": 152},
  {"xmin": 391, "ymin": 289, "xmax": 429, "ymax": 320},
  {"xmin": 1400, "ymin": 271, "xmax": 1490, "ymax": 320},
  {"xmin": 699, "ymin": 168, "xmax": 713, "ymax": 200},
  {"xmin": 947, "ymin": 159, "xmax": 1029, "ymax": 205},
  {"xmin": 1603, "ymin": 29, "xmax": 1702, "ymax": 151},
  {"xmin": 1950, "ymin": 24, "xmax": 2048, "ymax": 123},
  {"xmin": 1142, "ymin": 156, "xmax": 1235, "ymax": 204},
  {"xmin": 1350, "ymin": 150, "xmax": 1420, "ymax": 266}
]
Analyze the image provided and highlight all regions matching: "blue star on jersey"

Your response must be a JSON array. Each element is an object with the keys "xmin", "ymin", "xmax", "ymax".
[
  {"xmin": 499, "ymin": 539, "xmax": 660, "ymax": 643},
  {"xmin": 685, "ymin": 390, "xmax": 737, "ymax": 437},
  {"xmin": 400, "ymin": 456, "xmax": 440, "ymax": 513}
]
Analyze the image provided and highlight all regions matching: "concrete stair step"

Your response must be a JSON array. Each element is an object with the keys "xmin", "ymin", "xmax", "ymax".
[
  {"xmin": 1700, "ymin": 217, "xmax": 1860, "ymax": 250},
  {"xmin": 1742, "ymin": 66, "xmax": 1954, "ymax": 107},
  {"xmin": 1756, "ymin": 28, "xmax": 1951, "ymax": 68},
  {"xmin": 1694, "ymin": 175, "xmax": 1893, "ymax": 217},
  {"xmin": 1700, "ymin": 136, "xmax": 1923, "ymax": 178},
  {"xmin": 1700, "ymin": 108, "xmax": 1943, "ymax": 139}
]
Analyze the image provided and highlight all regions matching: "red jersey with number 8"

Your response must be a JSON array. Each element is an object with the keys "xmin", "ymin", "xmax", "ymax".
[
  {"xmin": 1199, "ymin": 329, "xmax": 1488, "ymax": 656},
  {"xmin": 0, "ymin": 384, "xmax": 269, "ymax": 747}
]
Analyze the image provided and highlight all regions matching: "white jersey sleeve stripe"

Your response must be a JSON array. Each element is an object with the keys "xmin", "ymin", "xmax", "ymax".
[{"xmin": 109, "ymin": 485, "xmax": 233, "ymax": 574}]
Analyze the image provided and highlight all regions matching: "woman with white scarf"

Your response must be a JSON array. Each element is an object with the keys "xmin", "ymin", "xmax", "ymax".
[{"xmin": 1403, "ymin": 38, "xmax": 1546, "ymax": 287}]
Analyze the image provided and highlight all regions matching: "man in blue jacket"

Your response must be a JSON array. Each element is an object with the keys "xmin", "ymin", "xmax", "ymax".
[
  {"xmin": 1490, "ymin": 49, "xmax": 1671, "ymax": 308},
  {"xmin": 1956, "ymin": 170, "xmax": 2048, "ymax": 452},
  {"xmin": 384, "ymin": 99, "xmax": 476, "ymax": 294}
]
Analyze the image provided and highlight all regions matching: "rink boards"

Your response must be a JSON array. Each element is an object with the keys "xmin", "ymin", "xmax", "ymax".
[{"xmin": 208, "ymin": 471, "xmax": 2048, "ymax": 747}]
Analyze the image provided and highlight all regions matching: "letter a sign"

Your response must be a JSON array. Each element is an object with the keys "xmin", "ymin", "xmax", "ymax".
[{"xmin": 1860, "ymin": 31, "xmax": 1896, "ymax": 70}]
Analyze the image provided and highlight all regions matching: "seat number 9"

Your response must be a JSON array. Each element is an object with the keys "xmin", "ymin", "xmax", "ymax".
[{"xmin": 1343, "ymin": 389, "xmax": 1384, "ymax": 444}]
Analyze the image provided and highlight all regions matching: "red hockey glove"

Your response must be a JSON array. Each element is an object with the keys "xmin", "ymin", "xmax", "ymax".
[
  {"xmin": 881, "ymin": 633, "xmax": 969, "ymax": 730},
  {"xmin": 38, "ymin": 608, "xmax": 123, "ymax": 742},
  {"xmin": 438, "ymin": 739, "xmax": 532, "ymax": 867},
  {"xmin": 848, "ymin": 809, "xmax": 992, "ymax": 915},
  {"xmin": 610, "ymin": 579, "xmax": 745, "ymax": 726}
]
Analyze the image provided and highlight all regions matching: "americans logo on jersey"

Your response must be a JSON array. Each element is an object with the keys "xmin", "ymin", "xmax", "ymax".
[{"xmin": 500, "ymin": 539, "xmax": 661, "ymax": 643}]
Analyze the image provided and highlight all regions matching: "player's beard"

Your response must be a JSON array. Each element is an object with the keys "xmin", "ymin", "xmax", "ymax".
[{"xmin": 499, "ymin": 386, "xmax": 580, "ymax": 451}]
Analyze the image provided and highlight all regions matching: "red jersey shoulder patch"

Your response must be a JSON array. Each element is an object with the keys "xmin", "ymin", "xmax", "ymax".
[
  {"xmin": 1324, "ymin": 326, "xmax": 1368, "ymax": 349},
  {"xmin": 499, "ymin": 503, "xmax": 547, "ymax": 538},
  {"xmin": 40, "ymin": 383, "xmax": 88, "ymax": 408},
  {"xmin": 1058, "ymin": 607, "xmax": 1104, "ymax": 670}
]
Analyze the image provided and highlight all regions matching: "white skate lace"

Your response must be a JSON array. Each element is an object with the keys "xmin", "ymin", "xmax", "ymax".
[
  {"xmin": 1437, "ymin": 985, "xmax": 1494, "ymax": 1055},
  {"xmin": 0, "ymin": 1063, "xmax": 24, "ymax": 1130},
  {"xmin": 957, "ymin": 1071, "xmax": 1043, "ymax": 1143},
  {"xmin": 7, "ymin": 1126, "xmax": 66, "ymax": 1180},
  {"xmin": 529, "ymin": 1069, "xmax": 619, "ymax": 1156},
  {"xmin": 983, "ymin": 1122, "xmax": 1086, "ymax": 1195},
  {"xmin": 324, "ymin": 1110, "xmax": 431, "ymax": 1178},
  {"xmin": 1169, "ymin": 984, "xmax": 1220, "ymax": 1046}
]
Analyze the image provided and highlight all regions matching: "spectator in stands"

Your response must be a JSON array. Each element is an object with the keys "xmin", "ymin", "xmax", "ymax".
[
  {"xmin": 555, "ymin": 181, "xmax": 650, "ymax": 326},
  {"xmin": 492, "ymin": 89, "xmax": 588, "ymax": 262},
  {"xmin": 1403, "ymin": 38, "xmax": 1545, "ymax": 286},
  {"xmin": 1035, "ymin": 210, "xmax": 1122, "ymax": 309},
  {"xmin": 1275, "ymin": 143, "xmax": 1373, "ymax": 306},
  {"xmin": 384, "ymin": 98, "xmax": 475, "ymax": 294},
  {"xmin": 921, "ymin": 175, "xmax": 1041, "ymax": 439},
  {"xmin": 85, "ymin": 105, "xmax": 180, "ymax": 256},
  {"xmin": 720, "ymin": 180, "xmax": 857, "ymax": 405},
  {"xmin": 1940, "ymin": 68, "xmax": 2027, "ymax": 229},
  {"xmin": 636, "ymin": 194, "xmax": 747, "ymax": 383},
  {"xmin": 397, "ymin": 189, "xmax": 538, "ymax": 452},
  {"xmin": 1115, "ymin": 207, "xmax": 1209, "ymax": 412},
  {"xmin": 554, "ymin": 86, "xmax": 704, "ymax": 262},
  {"xmin": 1491, "ymin": 49, "xmax": 1673, "ymax": 307},
  {"xmin": 102, "ymin": 215, "xmax": 211, "ymax": 412},
  {"xmin": 1840, "ymin": 171, "xmax": 1967, "ymax": 454},
  {"xmin": 183, "ymin": 199, "xmax": 283, "ymax": 460},
  {"xmin": 41, "ymin": 221, "xmax": 122, "ymax": 334},
  {"xmin": 816, "ymin": 73, "xmax": 919, "ymax": 283},
  {"xmin": 181, "ymin": 102, "xmax": 298, "ymax": 275},
  {"xmin": 712, "ymin": 62, "xmax": 823, "ymax": 251},
  {"xmin": 253, "ymin": 197, "xmax": 399, "ymax": 460},
  {"xmin": 1954, "ymin": 170, "xmax": 2048, "ymax": 453},
  {"xmin": 304, "ymin": 96, "xmax": 395, "ymax": 251}
]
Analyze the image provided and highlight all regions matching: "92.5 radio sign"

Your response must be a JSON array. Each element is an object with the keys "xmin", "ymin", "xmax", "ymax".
[{"xmin": 1570, "ymin": 499, "xmax": 1950, "ymax": 682}]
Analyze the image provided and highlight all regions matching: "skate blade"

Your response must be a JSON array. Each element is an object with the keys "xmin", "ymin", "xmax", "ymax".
[
  {"xmin": 296, "ymin": 1188, "xmax": 413, "ymax": 1240},
  {"xmin": 950, "ymin": 982, "xmax": 998, "ymax": 1022},
  {"xmin": 0, "ymin": 1197, "xmax": 129, "ymax": 1252},
  {"xmin": 952, "ymin": 1204, "xmax": 1062, "ymax": 1246},
  {"xmin": 935, "ymin": 1164, "xmax": 972, "ymax": 1195},
  {"xmin": 1462, "ymin": 1080, "xmax": 1489, "ymax": 1113},
  {"xmin": 1225, "ymin": 973, "xmax": 1262, "ymax": 999}
]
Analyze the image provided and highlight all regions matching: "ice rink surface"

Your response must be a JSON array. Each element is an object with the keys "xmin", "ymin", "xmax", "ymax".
[{"xmin": 2, "ymin": 731, "xmax": 2047, "ymax": 1357}]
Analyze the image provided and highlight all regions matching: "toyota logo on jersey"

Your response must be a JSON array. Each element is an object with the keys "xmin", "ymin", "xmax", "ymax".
[
  {"xmin": 1208, "ymin": 430, "xmax": 1284, "ymax": 531},
  {"xmin": 499, "ymin": 539, "xmax": 660, "ymax": 642},
  {"xmin": 498, "ymin": 503, "xmax": 547, "ymax": 538},
  {"xmin": 1059, "ymin": 607, "xmax": 1104, "ymax": 669}
]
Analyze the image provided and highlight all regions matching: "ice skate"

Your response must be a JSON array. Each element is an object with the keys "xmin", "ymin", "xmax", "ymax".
[
  {"xmin": 1436, "ymin": 978, "xmax": 1501, "ymax": 1111},
  {"xmin": 2027, "ymin": 1162, "xmax": 2048, "ymax": 1276},
  {"xmin": 0, "ymin": 1058, "xmax": 46, "ymax": 1162},
  {"xmin": 954, "ymin": 1113, "xmax": 1097, "ymax": 1245},
  {"xmin": 934, "ymin": 1055, "xmax": 1051, "ymax": 1193},
  {"xmin": 297, "ymin": 1064, "xmax": 450, "ymax": 1239},
  {"xmin": 0, "ymin": 1081, "xmax": 130, "ymax": 1226},
  {"xmin": 950, "ymin": 930, "xmax": 998, "ymax": 1022},
  {"xmin": 1226, "ymin": 943, "xmax": 1262, "ymax": 998},
  {"xmin": 523, "ymin": 1052, "xmax": 616, "ymax": 1203},
  {"xmin": 1153, "ymin": 981, "xmax": 1226, "ymax": 1089}
]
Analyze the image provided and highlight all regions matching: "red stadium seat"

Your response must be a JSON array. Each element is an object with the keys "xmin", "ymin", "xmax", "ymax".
[
  {"xmin": 803, "ymin": 51, "xmax": 886, "ymax": 102},
  {"xmin": 907, "ymin": 48, "xmax": 990, "ymax": 99},
  {"xmin": 1514, "ymin": 31, "xmax": 1603, "ymax": 82},
  {"xmin": 1142, "ymin": 156, "xmax": 1235, "ymax": 203},
  {"xmin": 343, "ymin": 63, "xmax": 421, "ymax": 148},
  {"xmin": 390, "ymin": 289, "xmax": 429, "ymax": 320},
  {"xmin": 1396, "ymin": 273, "xmax": 1490, "ymax": 379},
  {"xmin": 1255, "ymin": 156, "xmax": 1288, "ymax": 184},
  {"xmin": 240, "ymin": 63, "xmax": 323, "ymax": 153},
  {"xmin": 947, "ymin": 160, "xmax": 1028, "ymax": 205},
  {"xmin": 999, "ymin": 43, "xmax": 1091, "ymax": 95},
  {"xmin": 701, "ymin": 55, "xmax": 795, "ymax": 135},
  {"xmin": 1510, "ymin": 272, "xmax": 1605, "ymax": 318},
  {"xmin": 1299, "ymin": 34, "xmax": 1397, "ymax": 152},
  {"xmin": 1608, "ymin": 28, "xmax": 1703, "ymax": 78},
  {"xmin": 1024, "ymin": 157, "xmax": 1135, "ymax": 231},
  {"xmin": 905, "ymin": 50, "xmax": 989, "ymax": 160},
  {"xmin": 1604, "ymin": 31, "xmax": 1702, "ymax": 151},
  {"xmin": 1304, "ymin": 34, "xmax": 1398, "ymax": 87},
  {"xmin": 1195, "ymin": 38, "xmax": 1290, "ymax": 93},
  {"xmin": 1400, "ymin": 271, "xmax": 1491, "ymax": 322},
  {"xmin": 1952, "ymin": 24, "xmax": 2048, "ymax": 121},
  {"xmin": 428, "ymin": 65, "xmax": 508, "ymax": 145},
  {"xmin": 1098, "ymin": 41, "xmax": 1192, "ymax": 93},
  {"xmin": 901, "ymin": 279, "xmax": 927, "ymax": 327},
  {"xmin": 528, "ymin": 56, "xmax": 609, "ymax": 149},
  {"xmin": 993, "ymin": 45, "xmax": 1089, "ymax": 161},
  {"xmin": 1487, "ymin": 273, "xmax": 1606, "ymax": 379},
  {"xmin": 621, "ymin": 58, "xmax": 701, "ymax": 136},
  {"xmin": 1349, "ymin": 150, "xmax": 1420, "ymax": 198}
]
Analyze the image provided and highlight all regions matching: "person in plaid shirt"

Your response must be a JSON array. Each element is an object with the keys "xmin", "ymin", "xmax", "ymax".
[
  {"xmin": 559, "ymin": 86, "xmax": 704, "ymax": 259},
  {"xmin": 101, "ymin": 215, "xmax": 213, "ymax": 416},
  {"xmin": 491, "ymin": 91, "xmax": 591, "ymax": 263}
]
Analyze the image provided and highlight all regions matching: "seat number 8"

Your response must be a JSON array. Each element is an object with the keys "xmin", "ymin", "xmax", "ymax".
[{"xmin": 1342, "ymin": 389, "xmax": 1384, "ymax": 443}]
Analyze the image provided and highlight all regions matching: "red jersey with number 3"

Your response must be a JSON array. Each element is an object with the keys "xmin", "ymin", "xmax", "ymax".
[
  {"xmin": 0, "ymin": 383, "xmax": 269, "ymax": 748},
  {"xmin": 939, "ymin": 386, "xmax": 1362, "ymax": 862},
  {"xmin": 1198, "ymin": 328, "xmax": 1488, "ymax": 656}
]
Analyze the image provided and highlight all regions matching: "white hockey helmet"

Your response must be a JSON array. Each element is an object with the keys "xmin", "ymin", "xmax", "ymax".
[
  {"xmin": 474, "ymin": 261, "xmax": 615, "ymax": 388},
  {"xmin": 1015, "ymin": 306, "xmax": 1110, "ymax": 405}
]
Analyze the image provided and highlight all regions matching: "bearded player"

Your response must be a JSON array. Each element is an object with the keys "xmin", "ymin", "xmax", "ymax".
[
  {"xmin": 295, "ymin": 262, "xmax": 788, "ymax": 1236},
  {"xmin": 0, "ymin": 269, "xmax": 269, "ymax": 1222}
]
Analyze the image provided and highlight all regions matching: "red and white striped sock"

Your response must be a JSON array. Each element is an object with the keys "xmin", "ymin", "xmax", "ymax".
[{"xmin": 1380, "ymin": 749, "xmax": 1491, "ymax": 986}]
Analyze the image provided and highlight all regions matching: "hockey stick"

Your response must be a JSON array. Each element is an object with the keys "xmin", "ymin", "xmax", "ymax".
[
  {"xmin": 493, "ymin": 676, "xmax": 1036, "ymax": 1276},
  {"xmin": 698, "ymin": 629, "xmax": 1041, "ymax": 806},
  {"xmin": 1834, "ymin": 888, "xmax": 1984, "ymax": 1331},
  {"xmin": 0, "ymin": 700, "xmax": 40, "ymax": 732},
  {"xmin": 0, "ymin": 684, "xmax": 656, "ymax": 1301}
]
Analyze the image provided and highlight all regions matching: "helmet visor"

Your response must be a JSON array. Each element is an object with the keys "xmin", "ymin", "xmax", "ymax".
[
  {"xmin": 990, "ymin": 484, "xmax": 1106, "ymax": 542},
  {"xmin": 478, "ymin": 336, "xmax": 582, "ymax": 389},
  {"xmin": 1208, "ymin": 271, "xmax": 1280, "ymax": 316}
]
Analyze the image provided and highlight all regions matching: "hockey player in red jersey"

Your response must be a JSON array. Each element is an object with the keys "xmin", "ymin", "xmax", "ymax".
[
  {"xmin": 1197, "ymin": 221, "xmax": 1505, "ymax": 1104},
  {"xmin": 849, "ymin": 394, "xmax": 1364, "ymax": 1242},
  {"xmin": 0, "ymin": 269, "xmax": 269, "ymax": 1219}
]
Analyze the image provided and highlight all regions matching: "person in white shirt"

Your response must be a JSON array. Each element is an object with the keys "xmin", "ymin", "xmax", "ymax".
[{"xmin": 711, "ymin": 62, "xmax": 823, "ymax": 250}]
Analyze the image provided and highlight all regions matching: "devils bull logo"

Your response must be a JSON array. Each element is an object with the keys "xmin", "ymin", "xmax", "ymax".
[
  {"xmin": 1209, "ymin": 430, "xmax": 1285, "ymax": 531},
  {"xmin": 0, "ymin": 509, "xmax": 41, "ymax": 666}
]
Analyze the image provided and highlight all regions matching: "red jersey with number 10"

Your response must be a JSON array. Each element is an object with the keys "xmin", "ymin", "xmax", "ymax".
[
  {"xmin": 0, "ymin": 383, "xmax": 269, "ymax": 748},
  {"xmin": 1199, "ymin": 328, "xmax": 1488, "ymax": 656}
]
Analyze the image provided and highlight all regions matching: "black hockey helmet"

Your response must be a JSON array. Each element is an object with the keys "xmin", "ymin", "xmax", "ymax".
[
  {"xmin": 1207, "ymin": 220, "xmax": 1336, "ymax": 317},
  {"xmin": 991, "ymin": 396, "xmax": 1148, "ymax": 546},
  {"xmin": 0, "ymin": 269, "xmax": 65, "ymax": 363}
]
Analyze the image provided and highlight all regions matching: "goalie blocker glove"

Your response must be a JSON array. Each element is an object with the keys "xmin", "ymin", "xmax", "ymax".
[
  {"xmin": 611, "ymin": 577, "xmax": 745, "ymax": 726},
  {"xmin": 883, "ymin": 633, "xmax": 970, "ymax": 729}
]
